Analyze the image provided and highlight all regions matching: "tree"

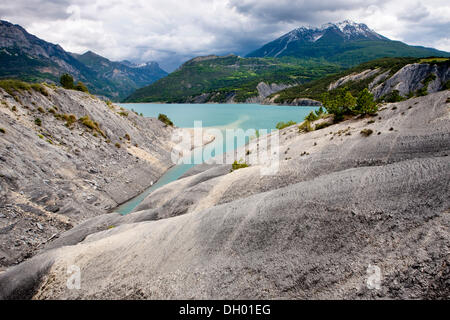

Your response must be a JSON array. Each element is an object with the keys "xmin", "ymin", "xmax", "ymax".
[
  {"xmin": 60, "ymin": 74, "xmax": 74, "ymax": 89},
  {"xmin": 321, "ymin": 88, "xmax": 356, "ymax": 122},
  {"xmin": 356, "ymin": 88, "xmax": 377, "ymax": 115}
]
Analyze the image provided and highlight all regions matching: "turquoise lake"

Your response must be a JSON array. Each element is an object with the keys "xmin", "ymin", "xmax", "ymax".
[{"xmin": 115, "ymin": 103, "xmax": 319, "ymax": 214}]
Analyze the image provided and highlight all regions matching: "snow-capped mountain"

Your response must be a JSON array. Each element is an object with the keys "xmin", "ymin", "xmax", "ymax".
[{"xmin": 246, "ymin": 20, "xmax": 448, "ymax": 66}]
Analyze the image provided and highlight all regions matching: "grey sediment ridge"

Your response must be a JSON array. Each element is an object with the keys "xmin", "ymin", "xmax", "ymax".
[{"xmin": 0, "ymin": 89, "xmax": 449, "ymax": 299}]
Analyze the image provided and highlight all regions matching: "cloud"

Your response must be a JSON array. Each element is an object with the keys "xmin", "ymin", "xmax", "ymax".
[{"xmin": 0, "ymin": 0, "xmax": 449, "ymax": 71}]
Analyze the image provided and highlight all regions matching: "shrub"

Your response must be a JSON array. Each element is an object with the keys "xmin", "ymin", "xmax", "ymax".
[
  {"xmin": 31, "ymin": 83, "xmax": 49, "ymax": 96},
  {"xmin": 38, "ymin": 134, "xmax": 44, "ymax": 139},
  {"xmin": 158, "ymin": 113, "xmax": 174, "ymax": 126},
  {"xmin": 106, "ymin": 100, "xmax": 114, "ymax": 110},
  {"xmin": 231, "ymin": 159, "xmax": 249, "ymax": 172},
  {"xmin": 298, "ymin": 120, "xmax": 313, "ymax": 133},
  {"xmin": 124, "ymin": 133, "xmax": 131, "ymax": 141},
  {"xmin": 118, "ymin": 111, "xmax": 129, "ymax": 117},
  {"xmin": 34, "ymin": 118, "xmax": 42, "ymax": 126},
  {"xmin": 276, "ymin": 120, "xmax": 296, "ymax": 130},
  {"xmin": 115, "ymin": 142, "xmax": 121, "ymax": 148},
  {"xmin": 60, "ymin": 74, "xmax": 74, "ymax": 89},
  {"xmin": 360, "ymin": 129, "xmax": 373, "ymax": 136},
  {"xmin": 0, "ymin": 128, "xmax": 5, "ymax": 134},
  {"xmin": 74, "ymin": 81, "xmax": 89, "ymax": 93},
  {"xmin": 37, "ymin": 107, "xmax": 45, "ymax": 113},
  {"xmin": 55, "ymin": 113, "xmax": 77, "ymax": 127},
  {"xmin": 305, "ymin": 111, "xmax": 318, "ymax": 122},
  {"xmin": 383, "ymin": 90, "xmax": 405, "ymax": 103},
  {"xmin": 79, "ymin": 115, "xmax": 106, "ymax": 137},
  {"xmin": 11, "ymin": 106, "xmax": 17, "ymax": 112},
  {"xmin": 315, "ymin": 106, "xmax": 325, "ymax": 117}
]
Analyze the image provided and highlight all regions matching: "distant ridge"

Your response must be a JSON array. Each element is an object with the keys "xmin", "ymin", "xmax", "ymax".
[{"xmin": 0, "ymin": 20, "xmax": 167, "ymax": 100}]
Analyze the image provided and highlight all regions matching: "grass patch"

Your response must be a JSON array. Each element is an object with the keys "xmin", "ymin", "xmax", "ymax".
[
  {"xmin": 55, "ymin": 113, "xmax": 77, "ymax": 127},
  {"xmin": 419, "ymin": 57, "xmax": 449, "ymax": 63},
  {"xmin": 276, "ymin": 120, "xmax": 296, "ymax": 130},
  {"xmin": 79, "ymin": 115, "xmax": 106, "ymax": 138}
]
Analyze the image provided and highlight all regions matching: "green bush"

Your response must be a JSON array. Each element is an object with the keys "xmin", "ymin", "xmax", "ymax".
[
  {"xmin": 305, "ymin": 111, "xmax": 319, "ymax": 122},
  {"xmin": 74, "ymin": 81, "xmax": 89, "ymax": 93},
  {"xmin": 55, "ymin": 113, "xmax": 77, "ymax": 127},
  {"xmin": 79, "ymin": 115, "xmax": 106, "ymax": 137},
  {"xmin": 298, "ymin": 120, "xmax": 313, "ymax": 132},
  {"xmin": 37, "ymin": 107, "xmax": 45, "ymax": 113},
  {"xmin": 60, "ymin": 74, "xmax": 74, "ymax": 89},
  {"xmin": 34, "ymin": 118, "xmax": 42, "ymax": 126},
  {"xmin": 30, "ymin": 83, "xmax": 49, "ymax": 96},
  {"xmin": 158, "ymin": 113, "xmax": 174, "ymax": 126},
  {"xmin": 360, "ymin": 129, "xmax": 373, "ymax": 136},
  {"xmin": 231, "ymin": 159, "xmax": 249, "ymax": 171},
  {"xmin": 315, "ymin": 106, "xmax": 325, "ymax": 117},
  {"xmin": 383, "ymin": 90, "xmax": 405, "ymax": 103},
  {"xmin": 276, "ymin": 120, "xmax": 296, "ymax": 130},
  {"xmin": 115, "ymin": 142, "xmax": 121, "ymax": 148}
]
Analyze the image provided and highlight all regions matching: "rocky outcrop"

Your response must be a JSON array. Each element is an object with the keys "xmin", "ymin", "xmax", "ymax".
[
  {"xmin": 328, "ymin": 68, "xmax": 381, "ymax": 90},
  {"xmin": 246, "ymin": 82, "xmax": 292, "ymax": 104},
  {"xmin": 1, "ymin": 91, "xmax": 448, "ymax": 299},
  {"xmin": 0, "ymin": 86, "xmax": 175, "ymax": 269},
  {"xmin": 371, "ymin": 62, "xmax": 450, "ymax": 99},
  {"xmin": 264, "ymin": 94, "xmax": 322, "ymax": 106}
]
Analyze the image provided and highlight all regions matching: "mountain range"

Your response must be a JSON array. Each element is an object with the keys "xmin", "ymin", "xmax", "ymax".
[
  {"xmin": 247, "ymin": 20, "xmax": 449, "ymax": 67},
  {"xmin": 0, "ymin": 20, "xmax": 167, "ymax": 100},
  {"xmin": 127, "ymin": 20, "xmax": 449, "ymax": 103},
  {"xmin": 1, "ymin": 19, "xmax": 449, "ymax": 103}
]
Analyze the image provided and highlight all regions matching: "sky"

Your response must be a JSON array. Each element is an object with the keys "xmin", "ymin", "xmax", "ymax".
[{"xmin": 1, "ymin": 0, "xmax": 449, "ymax": 72}]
